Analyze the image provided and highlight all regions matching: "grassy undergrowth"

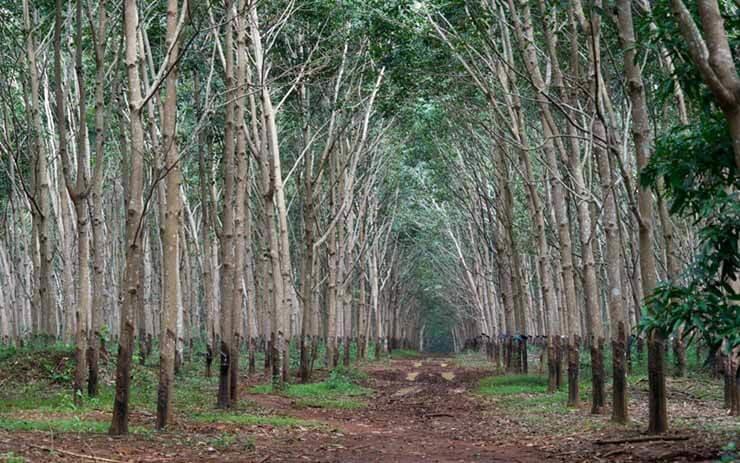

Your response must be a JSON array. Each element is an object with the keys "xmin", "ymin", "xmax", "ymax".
[
  {"xmin": 475, "ymin": 374, "xmax": 603, "ymax": 433},
  {"xmin": 0, "ymin": 416, "xmax": 149, "ymax": 434},
  {"xmin": 0, "ymin": 452, "xmax": 26, "ymax": 463},
  {"xmin": 0, "ymin": 346, "xmax": 231, "ymax": 432},
  {"xmin": 206, "ymin": 432, "xmax": 256, "ymax": 451},
  {"xmin": 249, "ymin": 368, "xmax": 371, "ymax": 409},
  {"xmin": 475, "ymin": 360, "xmax": 732, "ymax": 436},
  {"xmin": 453, "ymin": 351, "xmax": 498, "ymax": 369},
  {"xmin": 0, "ymin": 355, "xmax": 217, "ymax": 415},
  {"xmin": 478, "ymin": 374, "xmax": 548, "ymax": 395},
  {"xmin": 389, "ymin": 349, "xmax": 421, "ymax": 360},
  {"xmin": 0, "ymin": 340, "xmax": 384, "ymax": 434},
  {"xmin": 192, "ymin": 412, "xmax": 317, "ymax": 428},
  {"xmin": 476, "ymin": 374, "xmax": 590, "ymax": 417}
]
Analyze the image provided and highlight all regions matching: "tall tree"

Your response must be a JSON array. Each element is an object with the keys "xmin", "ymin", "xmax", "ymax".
[
  {"xmin": 615, "ymin": 0, "xmax": 667, "ymax": 433},
  {"xmin": 157, "ymin": 0, "xmax": 185, "ymax": 430},
  {"xmin": 111, "ymin": 0, "xmax": 147, "ymax": 435},
  {"xmin": 217, "ymin": 0, "xmax": 237, "ymax": 408}
]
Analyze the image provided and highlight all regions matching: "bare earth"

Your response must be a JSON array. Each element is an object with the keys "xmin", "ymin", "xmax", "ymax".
[{"xmin": 0, "ymin": 357, "xmax": 732, "ymax": 462}]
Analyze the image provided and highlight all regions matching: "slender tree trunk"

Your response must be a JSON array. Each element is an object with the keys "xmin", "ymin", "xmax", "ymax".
[
  {"xmin": 616, "ymin": 0, "xmax": 667, "ymax": 433},
  {"xmin": 594, "ymin": 119, "xmax": 629, "ymax": 423},
  {"xmin": 230, "ymin": 0, "xmax": 248, "ymax": 401},
  {"xmin": 25, "ymin": 0, "xmax": 55, "ymax": 341},
  {"xmin": 514, "ymin": 2, "xmax": 581, "ymax": 404},
  {"xmin": 299, "ymin": 79, "xmax": 315, "ymax": 381},
  {"xmin": 156, "ymin": 0, "xmax": 183, "ymax": 430},
  {"xmin": 571, "ymin": 1, "xmax": 607, "ymax": 414},
  {"xmin": 195, "ymin": 74, "xmax": 216, "ymax": 378},
  {"xmin": 88, "ymin": 0, "xmax": 108, "ymax": 397},
  {"xmin": 326, "ymin": 158, "xmax": 339, "ymax": 369},
  {"xmin": 57, "ymin": 0, "xmax": 89, "ymax": 405},
  {"xmin": 370, "ymin": 242, "xmax": 383, "ymax": 358},
  {"xmin": 110, "ymin": 0, "xmax": 147, "ymax": 435},
  {"xmin": 249, "ymin": 3, "xmax": 288, "ymax": 388},
  {"xmin": 218, "ymin": 0, "xmax": 236, "ymax": 408}
]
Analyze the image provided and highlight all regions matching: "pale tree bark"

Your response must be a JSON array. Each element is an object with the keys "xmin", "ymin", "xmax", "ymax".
[
  {"xmin": 336, "ymin": 153, "xmax": 349, "ymax": 365},
  {"xmin": 341, "ymin": 207, "xmax": 355, "ymax": 366},
  {"xmin": 616, "ymin": 0, "xmax": 667, "ymax": 434},
  {"xmin": 670, "ymin": 0, "xmax": 740, "ymax": 397},
  {"xmin": 579, "ymin": 0, "xmax": 631, "ymax": 423},
  {"xmin": 497, "ymin": 52, "xmax": 558, "ymax": 381},
  {"xmin": 670, "ymin": 0, "xmax": 740, "ymax": 168},
  {"xmin": 71, "ymin": 0, "xmax": 91, "ymax": 406},
  {"xmin": 250, "ymin": 2, "xmax": 292, "ymax": 386},
  {"xmin": 195, "ymin": 68, "xmax": 222, "ymax": 377},
  {"xmin": 595, "ymin": 118, "xmax": 630, "ymax": 424},
  {"xmin": 0, "ymin": 244, "xmax": 9, "ymax": 342},
  {"xmin": 567, "ymin": 0, "xmax": 606, "ymax": 414},
  {"xmin": 218, "ymin": 0, "xmax": 237, "ymax": 408},
  {"xmin": 55, "ymin": 0, "xmax": 90, "ymax": 405},
  {"xmin": 369, "ymin": 228, "xmax": 382, "ymax": 358},
  {"xmin": 231, "ymin": 0, "xmax": 248, "ymax": 402},
  {"xmin": 508, "ymin": 0, "xmax": 580, "ymax": 404},
  {"xmin": 298, "ymin": 74, "xmax": 317, "ymax": 381},
  {"xmin": 357, "ymin": 219, "xmax": 368, "ymax": 359},
  {"xmin": 89, "ymin": 0, "xmax": 108, "ymax": 398},
  {"xmin": 326, "ymin": 145, "xmax": 340, "ymax": 368},
  {"xmin": 195, "ymin": 72, "xmax": 217, "ymax": 377},
  {"xmin": 245, "ymin": 175, "xmax": 258, "ymax": 375},
  {"xmin": 111, "ymin": 0, "xmax": 147, "ymax": 435},
  {"xmin": 24, "ymin": 0, "xmax": 55, "ymax": 340},
  {"xmin": 156, "ymin": 0, "xmax": 185, "ymax": 430}
]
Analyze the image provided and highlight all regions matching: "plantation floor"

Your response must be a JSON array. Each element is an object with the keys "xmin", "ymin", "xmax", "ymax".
[{"xmin": 0, "ymin": 354, "xmax": 735, "ymax": 462}]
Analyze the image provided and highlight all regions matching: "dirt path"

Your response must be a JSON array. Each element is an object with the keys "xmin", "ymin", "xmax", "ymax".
[
  {"xmin": 1, "ymin": 356, "xmax": 729, "ymax": 462},
  {"xmin": 0, "ymin": 357, "xmax": 552, "ymax": 462},
  {"xmin": 241, "ymin": 357, "xmax": 548, "ymax": 462}
]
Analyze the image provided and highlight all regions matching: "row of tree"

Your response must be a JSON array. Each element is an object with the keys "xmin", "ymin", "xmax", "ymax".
[
  {"xmin": 403, "ymin": 0, "xmax": 740, "ymax": 431},
  {"xmin": 0, "ymin": 0, "xmax": 423, "ymax": 434},
  {"xmin": 0, "ymin": 0, "xmax": 737, "ymax": 438}
]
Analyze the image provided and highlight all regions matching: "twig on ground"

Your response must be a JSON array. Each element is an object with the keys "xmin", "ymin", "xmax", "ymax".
[
  {"xmin": 602, "ymin": 448, "xmax": 628, "ymax": 458},
  {"xmin": 28, "ymin": 444, "xmax": 124, "ymax": 463},
  {"xmin": 594, "ymin": 435, "xmax": 690, "ymax": 445}
]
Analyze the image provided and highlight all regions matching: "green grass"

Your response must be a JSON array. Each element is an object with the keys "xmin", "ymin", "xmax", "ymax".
[
  {"xmin": 192, "ymin": 411, "xmax": 317, "ymax": 428},
  {"xmin": 249, "ymin": 380, "xmax": 369, "ymax": 398},
  {"xmin": 0, "ymin": 352, "xmax": 221, "ymax": 415},
  {"xmin": 0, "ymin": 416, "xmax": 147, "ymax": 434},
  {"xmin": 476, "ymin": 374, "xmax": 592, "ymax": 418},
  {"xmin": 453, "ymin": 351, "xmax": 498, "ymax": 369},
  {"xmin": 477, "ymin": 375, "xmax": 548, "ymax": 395},
  {"xmin": 293, "ymin": 397, "xmax": 365, "ymax": 409},
  {"xmin": 207, "ymin": 432, "xmax": 255, "ymax": 451},
  {"xmin": 389, "ymin": 349, "xmax": 421, "ymax": 359},
  {"xmin": 249, "ymin": 367, "xmax": 370, "ymax": 409},
  {"xmin": 474, "ymin": 373, "xmax": 605, "ymax": 433},
  {"xmin": 0, "ymin": 340, "xmax": 71, "ymax": 363},
  {"xmin": 0, "ymin": 452, "xmax": 27, "ymax": 463}
]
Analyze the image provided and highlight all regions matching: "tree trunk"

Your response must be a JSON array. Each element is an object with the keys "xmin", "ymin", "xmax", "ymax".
[
  {"xmin": 513, "ymin": 0, "xmax": 582, "ymax": 405},
  {"xmin": 731, "ymin": 347, "xmax": 739, "ymax": 416},
  {"xmin": 217, "ymin": 0, "xmax": 236, "ymax": 408},
  {"xmin": 230, "ymin": 0, "xmax": 248, "ymax": 403},
  {"xmin": 25, "ymin": 0, "xmax": 55, "ymax": 342},
  {"xmin": 616, "ymin": 0, "xmax": 666, "ymax": 433},
  {"xmin": 156, "ymin": 0, "xmax": 182, "ymax": 430},
  {"xmin": 88, "ymin": 0, "xmax": 108, "ymax": 397},
  {"xmin": 57, "ymin": 0, "xmax": 90, "ymax": 405},
  {"xmin": 195, "ymin": 72, "xmax": 216, "ymax": 379},
  {"xmin": 110, "ymin": 0, "xmax": 146, "ymax": 435}
]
